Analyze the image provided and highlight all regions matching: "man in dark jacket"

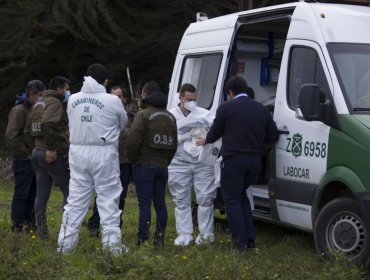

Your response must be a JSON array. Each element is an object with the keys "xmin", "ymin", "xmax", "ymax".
[
  {"xmin": 5, "ymin": 80, "xmax": 45, "ymax": 233},
  {"xmin": 127, "ymin": 81, "xmax": 177, "ymax": 247},
  {"xmin": 26, "ymin": 76, "xmax": 70, "ymax": 238},
  {"xmin": 197, "ymin": 75, "xmax": 279, "ymax": 251}
]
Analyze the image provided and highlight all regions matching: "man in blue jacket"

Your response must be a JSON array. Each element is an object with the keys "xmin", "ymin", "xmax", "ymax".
[{"xmin": 197, "ymin": 75, "xmax": 279, "ymax": 251}]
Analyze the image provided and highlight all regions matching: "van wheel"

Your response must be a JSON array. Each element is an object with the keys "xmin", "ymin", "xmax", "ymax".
[{"xmin": 314, "ymin": 198, "xmax": 370, "ymax": 267}]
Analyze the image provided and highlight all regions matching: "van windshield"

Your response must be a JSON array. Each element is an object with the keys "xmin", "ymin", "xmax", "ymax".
[{"xmin": 328, "ymin": 43, "xmax": 370, "ymax": 113}]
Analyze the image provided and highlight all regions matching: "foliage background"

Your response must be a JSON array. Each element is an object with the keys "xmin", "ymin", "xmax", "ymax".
[{"xmin": 0, "ymin": 0, "xmax": 368, "ymax": 154}]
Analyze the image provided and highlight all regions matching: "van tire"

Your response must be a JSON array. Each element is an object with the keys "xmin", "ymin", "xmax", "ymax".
[{"xmin": 314, "ymin": 198, "xmax": 370, "ymax": 268}]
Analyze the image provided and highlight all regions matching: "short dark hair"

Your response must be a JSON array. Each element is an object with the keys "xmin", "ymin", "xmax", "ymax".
[
  {"xmin": 142, "ymin": 81, "xmax": 161, "ymax": 96},
  {"xmin": 49, "ymin": 76, "xmax": 70, "ymax": 91},
  {"xmin": 224, "ymin": 76, "xmax": 248, "ymax": 96},
  {"xmin": 110, "ymin": 86, "xmax": 127, "ymax": 97},
  {"xmin": 26, "ymin": 80, "xmax": 45, "ymax": 96},
  {"xmin": 86, "ymin": 63, "xmax": 108, "ymax": 85},
  {"xmin": 246, "ymin": 87, "xmax": 255, "ymax": 100},
  {"xmin": 179, "ymin": 83, "xmax": 196, "ymax": 96}
]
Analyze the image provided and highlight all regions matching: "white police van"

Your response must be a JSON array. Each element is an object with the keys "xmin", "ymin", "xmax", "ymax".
[{"xmin": 167, "ymin": 1, "xmax": 370, "ymax": 266}]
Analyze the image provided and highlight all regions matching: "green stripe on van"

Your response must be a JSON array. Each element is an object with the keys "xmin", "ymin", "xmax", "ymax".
[{"xmin": 325, "ymin": 115, "xmax": 370, "ymax": 193}]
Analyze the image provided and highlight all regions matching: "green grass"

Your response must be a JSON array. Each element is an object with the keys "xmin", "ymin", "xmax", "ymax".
[{"xmin": 0, "ymin": 182, "xmax": 368, "ymax": 280}]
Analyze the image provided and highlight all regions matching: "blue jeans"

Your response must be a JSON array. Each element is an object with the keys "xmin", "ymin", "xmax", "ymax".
[
  {"xmin": 133, "ymin": 164, "xmax": 168, "ymax": 243},
  {"xmin": 220, "ymin": 155, "xmax": 261, "ymax": 250},
  {"xmin": 87, "ymin": 163, "xmax": 132, "ymax": 230},
  {"xmin": 11, "ymin": 154, "xmax": 37, "ymax": 230}
]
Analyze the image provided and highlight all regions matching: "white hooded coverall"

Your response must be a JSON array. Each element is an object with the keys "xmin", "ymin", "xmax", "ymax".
[
  {"xmin": 58, "ymin": 76, "xmax": 127, "ymax": 254},
  {"xmin": 168, "ymin": 105, "xmax": 217, "ymax": 245}
]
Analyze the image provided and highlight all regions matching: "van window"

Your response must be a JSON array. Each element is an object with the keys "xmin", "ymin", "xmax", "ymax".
[
  {"xmin": 179, "ymin": 54, "xmax": 222, "ymax": 109},
  {"xmin": 328, "ymin": 43, "xmax": 370, "ymax": 112},
  {"xmin": 288, "ymin": 47, "xmax": 330, "ymax": 109}
]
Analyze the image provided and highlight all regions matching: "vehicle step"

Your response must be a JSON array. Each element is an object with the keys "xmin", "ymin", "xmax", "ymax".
[{"xmin": 251, "ymin": 185, "xmax": 269, "ymax": 199}]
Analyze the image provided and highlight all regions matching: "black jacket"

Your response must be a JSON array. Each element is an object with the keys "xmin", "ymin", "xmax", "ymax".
[
  {"xmin": 206, "ymin": 96, "xmax": 279, "ymax": 158},
  {"xmin": 127, "ymin": 92, "xmax": 178, "ymax": 167}
]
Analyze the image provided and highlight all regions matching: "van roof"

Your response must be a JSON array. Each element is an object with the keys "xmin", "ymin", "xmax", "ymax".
[{"xmin": 184, "ymin": 2, "xmax": 370, "ymax": 46}]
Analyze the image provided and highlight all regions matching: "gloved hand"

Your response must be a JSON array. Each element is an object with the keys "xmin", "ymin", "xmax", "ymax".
[
  {"xmin": 178, "ymin": 132, "xmax": 192, "ymax": 143},
  {"xmin": 191, "ymin": 127, "xmax": 206, "ymax": 138}
]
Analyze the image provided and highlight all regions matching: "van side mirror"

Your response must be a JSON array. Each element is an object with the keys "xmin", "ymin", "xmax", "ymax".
[
  {"xmin": 298, "ymin": 84, "xmax": 322, "ymax": 121},
  {"xmin": 297, "ymin": 84, "xmax": 340, "ymax": 129}
]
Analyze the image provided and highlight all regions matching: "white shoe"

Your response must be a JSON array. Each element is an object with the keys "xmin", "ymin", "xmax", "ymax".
[
  {"xmin": 174, "ymin": 234, "xmax": 194, "ymax": 246},
  {"xmin": 106, "ymin": 243, "xmax": 129, "ymax": 256},
  {"xmin": 195, "ymin": 233, "xmax": 214, "ymax": 245}
]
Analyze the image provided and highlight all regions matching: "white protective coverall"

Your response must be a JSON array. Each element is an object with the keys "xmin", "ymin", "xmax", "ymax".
[
  {"xmin": 58, "ymin": 76, "xmax": 127, "ymax": 254},
  {"xmin": 168, "ymin": 105, "xmax": 217, "ymax": 245}
]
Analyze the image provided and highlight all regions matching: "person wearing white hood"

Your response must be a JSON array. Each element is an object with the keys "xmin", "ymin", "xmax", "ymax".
[
  {"xmin": 168, "ymin": 83, "xmax": 217, "ymax": 246},
  {"xmin": 57, "ymin": 63, "xmax": 128, "ymax": 255}
]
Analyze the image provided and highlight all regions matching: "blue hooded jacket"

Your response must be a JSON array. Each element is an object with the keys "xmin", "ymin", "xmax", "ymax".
[{"xmin": 15, "ymin": 92, "xmax": 31, "ymax": 108}]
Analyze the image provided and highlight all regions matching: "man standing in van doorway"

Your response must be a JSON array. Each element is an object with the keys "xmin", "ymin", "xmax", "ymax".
[
  {"xmin": 168, "ymin": 83, "xmax": 216, "ymax": 246},
  {"xmin": 197, "ymin": 76, "xmax": 279, "ymax": 251}
]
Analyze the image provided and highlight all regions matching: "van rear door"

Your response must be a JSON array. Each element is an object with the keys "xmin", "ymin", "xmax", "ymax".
[{"xmin": 167, "ymin": 15, "xmax": 238, "ymax": 114}]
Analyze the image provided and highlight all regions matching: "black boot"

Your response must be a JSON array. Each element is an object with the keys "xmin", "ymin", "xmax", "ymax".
[
  {"xmin": 35, "ymin": 212, "xmax": 49, "ymax": 239},
  {"xmin": 153, "ymin": 231, "xmax": 165, "ymax": 249}
]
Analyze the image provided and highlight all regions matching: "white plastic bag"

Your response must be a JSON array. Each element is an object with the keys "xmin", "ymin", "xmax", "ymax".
[
  {"xmin": 199, "ymin": 139, "xmax": 222, "ymax": 166},
  {"xmin": 183, "ymin": 128, "xmax": 207, "ymax": 157},
  {"xmin": 214, "ymin": 156, "xmax": 222, "ymax": 188},
  {"xmin": 214, "ymin": 156, "xmax": 254, "ymax": 210}
]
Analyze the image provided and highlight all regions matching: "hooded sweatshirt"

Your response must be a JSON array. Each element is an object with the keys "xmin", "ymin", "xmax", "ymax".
[
  {"xmin": 127, "ymin": 92, "xmax": 178, "ymax": 168},
  {"xmin": 67, "ymin": 76, "xmax": 127, "ymax": 147},
  {"xmin": 5, "ymin": 93, "xmax": 33, "ymax": 159}
]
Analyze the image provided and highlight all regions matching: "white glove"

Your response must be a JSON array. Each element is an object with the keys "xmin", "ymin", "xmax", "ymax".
[
  {"xmin": 178, "ymin": 132, "xmax": 192, "ymax": 143},
  {"xmin": 190, "ymin": 127, "xmax": 206, "ymax": 138}
]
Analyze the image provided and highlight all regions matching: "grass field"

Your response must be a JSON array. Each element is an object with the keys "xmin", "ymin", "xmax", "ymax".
[{"xmin": 0, "ymin": 182, "xmax": 368, "ymax": 280}]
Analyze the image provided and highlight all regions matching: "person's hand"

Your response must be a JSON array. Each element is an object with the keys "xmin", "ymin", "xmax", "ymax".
[
  {"xmin": 196, "ymin": 138, "xmax": 206, "ymax": 146},
  {"xmin": 45, "ymin": 150, "xmax": 57, "ymax": 163}
]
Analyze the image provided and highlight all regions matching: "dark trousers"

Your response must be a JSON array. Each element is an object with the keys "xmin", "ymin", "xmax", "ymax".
[
  {"xmin": 31, "ymin": 149, "xmax": 70, "ymax": 236},
  {"xmin": 87, "ymin": 163, "xmax": 131, "ymax": 230},
  {"xmin": 133, "ymin": 164, "xmax": 168, "ymax": 243},
  {"xmin": 220, "ymin": 155, "xmax": 261, "ymax": 250},
  {"xmin": 11, "ymin": 154, "xmax": 37, "ymax": 230}
]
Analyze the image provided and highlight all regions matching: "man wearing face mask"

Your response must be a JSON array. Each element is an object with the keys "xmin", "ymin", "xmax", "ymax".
[
  {"xmin": 168, "ymin": 83, "xmax": 216, "ymax": 246},
  {"xmin": 25, "ymin": 76, "xmax": 71, "ymax": 238}
]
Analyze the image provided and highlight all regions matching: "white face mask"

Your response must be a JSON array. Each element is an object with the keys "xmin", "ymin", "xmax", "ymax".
[
  {"xmin": 63, "ymin": 90, "xmax": 71, "ymax": 103},
  {"xmin": 184, "ymin": 101, "xmax": 196, "ymax": 111}
]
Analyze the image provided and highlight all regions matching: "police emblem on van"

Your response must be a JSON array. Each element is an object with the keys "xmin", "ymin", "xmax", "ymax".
[{"xmin": 292, "ymin": 133, "xmax": 302, "ymax": 158}]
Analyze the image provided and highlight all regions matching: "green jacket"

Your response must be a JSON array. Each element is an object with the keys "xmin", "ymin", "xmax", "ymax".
[
  {"xmin": 5, "ymin": 101, "xmax": 33, "ymax": 160},
  {"xmin": 127, "ymin": 93, "xmax": 177, "ymax": 168},
  {"xmin": 118, "ymin": 103, "xmax": 137, "ymax": 164},
  {"xmin": 25, "ymin": 90, "xmax": 69, "ymax": 154}
]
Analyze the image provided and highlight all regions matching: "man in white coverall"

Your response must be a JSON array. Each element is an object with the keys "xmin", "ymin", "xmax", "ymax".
[
  {"xmin": 168, "ymin": 83, "xmax": 216, "ymax": 246},
  {"xmin": 58, "ymin": 63, "xmax": 127, "ymax": 254}
]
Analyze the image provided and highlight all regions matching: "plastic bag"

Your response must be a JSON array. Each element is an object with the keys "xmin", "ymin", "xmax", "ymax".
[
  {"xmin": 198, "ymin": 139, "xmax": 222, "ymax": 166},
  {"xmin": 183, "ymin": 128, "xmax": 207, "ymax": 157}
]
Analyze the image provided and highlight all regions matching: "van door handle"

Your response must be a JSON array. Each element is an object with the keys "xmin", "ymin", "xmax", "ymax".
[{"xmin": 278, "ymin": 129, "xmax": 289, "ymax": 135}]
